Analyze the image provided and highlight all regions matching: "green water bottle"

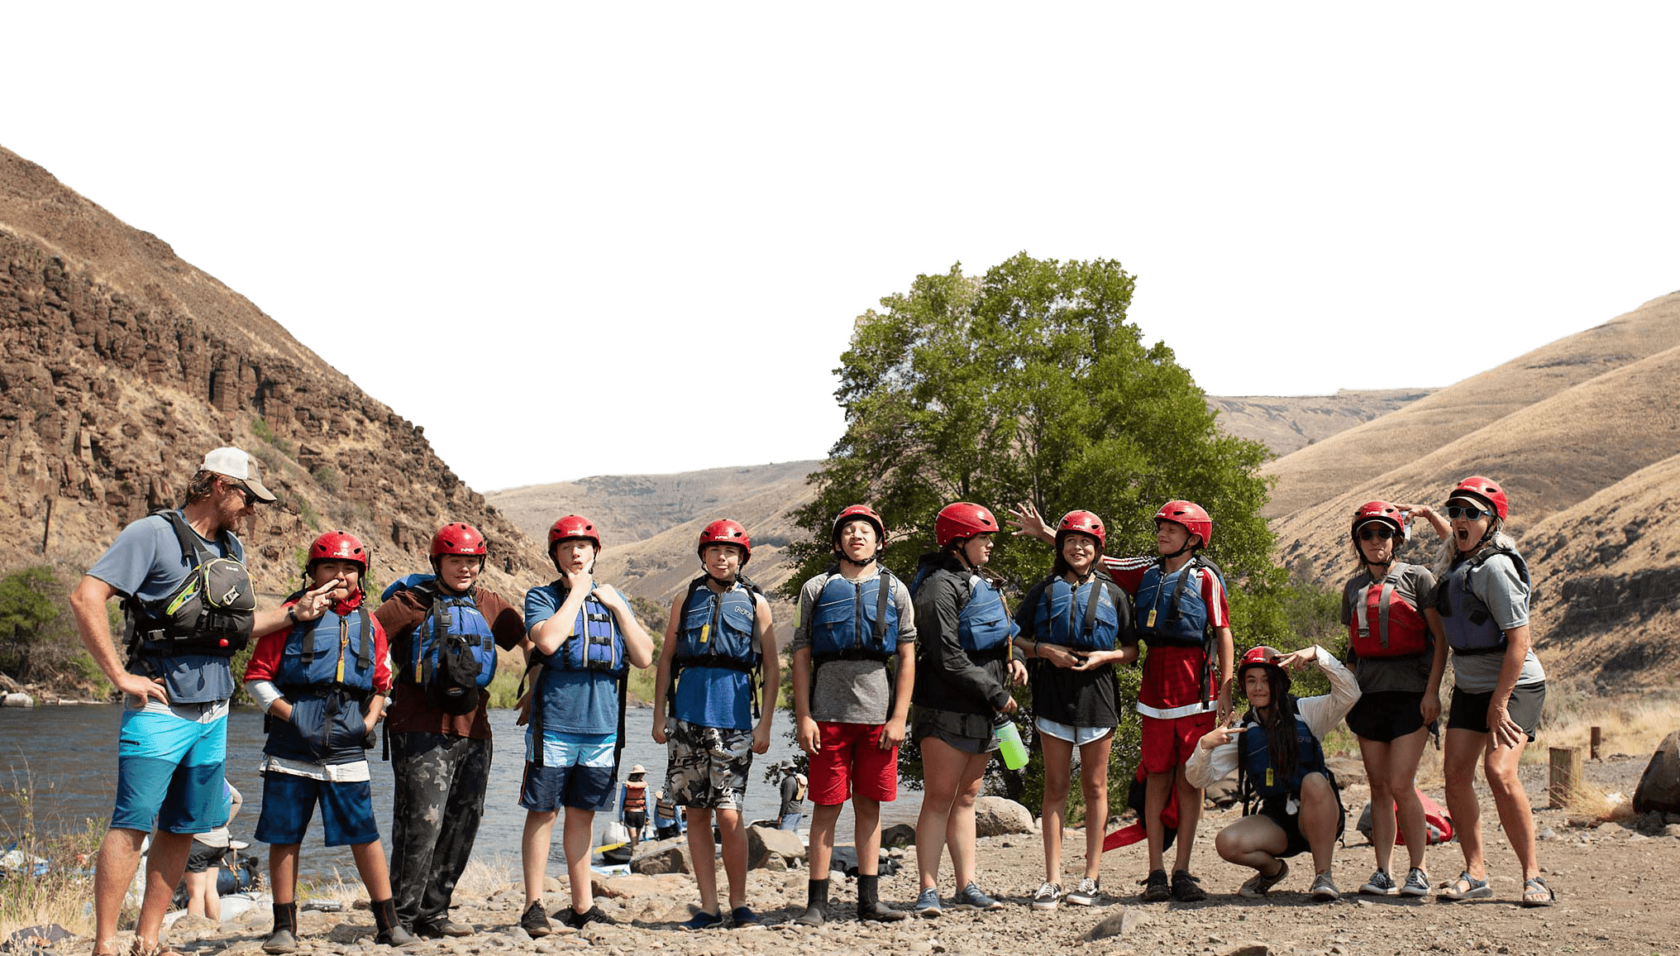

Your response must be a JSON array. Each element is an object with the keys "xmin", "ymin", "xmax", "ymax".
[{"xmin": 993, "ymin": 714, "xmax": 1028, "ymax": 770}]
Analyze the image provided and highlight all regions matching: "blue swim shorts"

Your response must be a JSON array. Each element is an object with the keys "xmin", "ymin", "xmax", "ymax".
[
  {"xmin": 112, "ymin": 706, "xmax": 229, "ymax": 834},
  {"xmin": 254, "ymin": 773, "xmax": 379, "ymax": 847},
  {"xmin": 519, "ymin": 731, "xmax": 616, "ymax": 813}
]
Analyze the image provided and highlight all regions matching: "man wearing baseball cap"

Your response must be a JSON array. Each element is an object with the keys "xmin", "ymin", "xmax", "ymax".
[{"xmin": 71, "ymin": 447, "xmax": 339, "ymax": 956}]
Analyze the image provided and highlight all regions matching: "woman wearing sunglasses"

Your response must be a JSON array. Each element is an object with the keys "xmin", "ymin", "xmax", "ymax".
[
  {"xmin": 1431, "ymin": 477, "xmax": 1553, "ymax": 907},
  {"xmin": 1339, "ymin": 502, "xmax": 1447, "ymax": 898}
]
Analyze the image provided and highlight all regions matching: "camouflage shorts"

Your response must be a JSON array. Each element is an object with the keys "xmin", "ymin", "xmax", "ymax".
[{"xmin": 664, "ymin": 717, "xmax": 753, "ymax": 811}]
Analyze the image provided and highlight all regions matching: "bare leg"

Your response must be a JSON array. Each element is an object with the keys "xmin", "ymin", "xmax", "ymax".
[
  {"xmin": 717, "ymin": 809, "xmax": 748, "ymax": 910},
  {"xmin": 184, "ymin": 870, "xmax": 209, "ymax": 918},
  {"xmin": 686, "ymin": 808, "xmax": 719, "ymax": 913},
  {"xmin": 563, "ymin": 809, "xmax": 596, "ymax": 912},
  {"xmin": 1385, "ymin": 728, "xmax": 1431, "ymax": 871},
  {"xmin": 1143, "ymin": 771, "xmax": 1172, "ymax": 873},
  {"xmin": 520, "ymin": 810, "xmax": 557, "ymax": 905},
  {"xmin": 1299, "ymin": 773, "xmax": 1340, "ymax": 876},
  {"xmin": 944, "ymin": 752, "xmax": 989, "ymax": 889},
  {"xmin": 1038, "ymin": 734, "xmax": 1074, "ymax": 884},
  {"xmin": 1484, "ymin": 739, "xmax": 1540, "ymax": 881},
  {"xmin": 203, "ymin": 865, "xmax": 220, "ymax": 923},
  {"xmin": 136, "ymin": 830, "xmax": 193, "ymax": 945},
  {"xmin": 854, "ymin": 796, "xmax": 883, "ymax": 875},
  {"xmin": 1358, "ymin": 736, "xmax": 1398, "ymax": 874},
  {"xmin": 1443, "ymin": 729, "xmax": 1487, "ymax": 880},
  {"xmin": 1078, "ymin": 733, "xmax": 1114, "ymax": 881},
  {"xmin": 351, "ymin": 840, "xmax": 394, "ymax": 901},
  {"xmin": 1172, "ymin": 767, "xmax": 1203, "ymax": 874},
  {"xmin": 1214, "ymin": 815, "xmax": 1289, "ymax": 873},
  {"xmin": 807, "ymin": 802, "xmax": 843, "ymax": 876},
  {"xmin": 91, "ymin": 828, "xmax": 146, "ymax": 952},
  {"xmin": 915, "ymin": 736, "xmax": 967, "ymax": 890},
  {"xmin": 269, "ymin": 843, "xmax": 301, "ymax": 904}
]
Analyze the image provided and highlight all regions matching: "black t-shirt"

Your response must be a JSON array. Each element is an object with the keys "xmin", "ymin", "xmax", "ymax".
[{"xmin": 1014, "ymin": 574, "xmax": 1135, "ymax": 729}]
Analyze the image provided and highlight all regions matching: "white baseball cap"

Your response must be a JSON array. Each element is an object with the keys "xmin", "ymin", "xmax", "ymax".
[{"xmin": 198, "ymin": 447, "xmax": 277, "ymax": 503}]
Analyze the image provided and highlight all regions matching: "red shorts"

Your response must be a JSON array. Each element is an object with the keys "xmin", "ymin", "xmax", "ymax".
[
  {"xmin": 808, "ymin": 721, "xmax": 899, "ymax": 805},
  {"xmin": 1140, "ymin": 712, "xmax": 1216, "ymax": 775}
]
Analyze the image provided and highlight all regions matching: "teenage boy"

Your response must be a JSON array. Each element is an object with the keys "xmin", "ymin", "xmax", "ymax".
[
  {"xmin": 790, "ymin": 505, "xmax": 914, "ymax": 925},
  {"xmin": 1010, "ymin": 500, "xmax": 1235, "ymax": 903},
  {"xmin": 652, "ymin": 519, "xmax": 779, "ymax": 930},
  {"xmin": 517, "ymin": 515, "xmax": 654, "ymax": 935}
]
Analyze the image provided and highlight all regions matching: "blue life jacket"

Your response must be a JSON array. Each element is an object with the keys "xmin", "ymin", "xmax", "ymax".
[
  {"xmin": 1237, "ymin": 700, "xmax": 1329, "ymax": 806},
  {"xmin": 671, "ymin": 574, "xmax": 765, "ymax": 717},
  {"xmin": 810, "ymin": 567, "xmax": 900, "ymax": 666},
  {"xmin": 273, "ymin": 601, "xmax": 376, "ymax": 696},
  {"xmin": 407, "ymin": 584, "xmax": 498, "ymax": 690},
  {"xmin": 532, "ymin": 582, "xmax": 629, "ymax": 675},
  {"xmin": 1437, "ymin": 547, "xmax": 1530, "ymax": 656},
  {"xmin": 1135, "ymin": 557, "xmax": 1221, "ymax": 648},
  {"xmin": 1033, "ymin": 574, "xmax": 1122, "ymax": 652},
  {"xmin": 908, "ymin": 564, "xmax": 1019, "ymax": 660}
]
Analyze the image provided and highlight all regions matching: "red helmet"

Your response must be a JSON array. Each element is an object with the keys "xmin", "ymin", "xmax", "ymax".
[
  {"xmin": 1448, "ymin": 476, "xmax": 1508, "ymax": 521},
  {"xmin": 1237, "ymin": 645, "xmax": 1290, "ymax": 692},
  {"xmin": 308, "ymin": 531, "xmax": 368, "ymax": 572},
  {"xmin": 1351, "ymin": 501, "xmax": 1407, "ymax": 544},
  {"xmin": 1155, "ymin": 500, "xmax": 1212, "ymax": 548},
  {"xmin": 831, "ymin": 504, "xmax": 886, "ymax": 545},
  {"xmin": 548, "ymin": 514, "xmax": 601, "ymax": 553},
  {"xmin": 1055, "ymin": 510, "xmax": 1106, "ymax": 553},
  {"xmin": 935, "ymin": 502, "xmax": 998, "ymax": 547},
  {"xmin": 431, "ymin": 522, "xmax": 488, "ymax": 558},
  {"xmin": 698, "ymin": 519, "xmax": 752, "ymax": 566}
]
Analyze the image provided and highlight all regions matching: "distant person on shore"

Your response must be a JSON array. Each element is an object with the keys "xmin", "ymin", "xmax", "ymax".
[
  {"xmin": 243, "ymin": 532, "xmax": 414, "ymax": 952},
  {"xmin": 776, "ymin": 761, "xmax": 807, "ymax": 832},
  {"xmin": 1011, "ymin": 500, "xmax": 1234, "ymax": 903},
  {"xmin": 1188, "ymin": 644, "xmax": 1360, "ymax": 900},
  {"xmin": 1431, "ymin": 478, "xmax": 1554, "ymax": 906},
  {"xmin": 1338, "ymin": 502, "xmax": 1448, "ymax": 898},
  {"xmin": 790, "ymin": 505, "xmax": 915, "ymax": 925},
  {"xmin": 1013, "ymin": 510, "xmax": 1137, "ymax": 910},
  {"xmin": 180, "ymin": 781, "xmax": 241, "ymax": 921},
  {"xmin": 907, "ymin": 503, "xmax": 1024, "ymax": 917},
  {"xmin": 517, "ymin": 516, "xmax": 654, "ymax": 935},
  {"xmin": 377, "ymin": 523, "xmax": 526, "ymax": 938},
  {"xmin": 651, "ymin": 519, "xmax": 779, "ymax": 929},
  {"xmin": 621, "ymin": 765, "xmax": 651, "ymax": 848},
  {"xmin": 653, "ymin": 789, "xmax": 684, "ymax": 839},
  {"xmin": 70, "ymin": 447, "xmax": 340, "ymax": 956}
]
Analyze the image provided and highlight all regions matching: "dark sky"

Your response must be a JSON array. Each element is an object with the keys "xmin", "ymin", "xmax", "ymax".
[{"xmin": 13, "ymin": 136, "xmax": 1666, "ymax": 487}]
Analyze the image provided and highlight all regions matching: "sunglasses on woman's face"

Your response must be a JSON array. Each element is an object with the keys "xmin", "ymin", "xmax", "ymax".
[
  {"xmin": 1445, "ymin": 504, "xmax": 1491, "ymax": 520},
  {"xmin": 1357, "ymin": 526, "xmax": 1396, "ymax": 542}
]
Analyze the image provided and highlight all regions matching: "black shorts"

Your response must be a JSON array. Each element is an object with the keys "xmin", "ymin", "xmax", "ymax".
[
  {"xmin": 911, "ymin": 706, "xmax": 998, "ymax": 756},
  {"xmin": 1345, "ymin": 690, "xmax": 1432, "ymax": 743},
  {"xmin": 1255, "ymin": 778, "xmax": 1345, "ymax": 859},
  {"xmin": 623, "ymin": 811, "xmax": 647, "ymax": 833},
  {"xmin": 184, "ymin": 842, "xmax": 228, "ymax": 874},
  {"xmin": 1448, "ymin": 682, "xmax": 1545, "ymax": 741}
]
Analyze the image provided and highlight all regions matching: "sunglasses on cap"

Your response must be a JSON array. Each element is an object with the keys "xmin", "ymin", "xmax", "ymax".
[
  {"xmin": 1445, "ymin": 503, "xmax": 1491, "ymax": 520},
  {"xmin": 1357, "ymin": 525, "xmax": 1396, "ymax": 542}
]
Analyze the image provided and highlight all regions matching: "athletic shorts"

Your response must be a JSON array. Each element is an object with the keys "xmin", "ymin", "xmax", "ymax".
[
  {"xmin": 1448, "ymin": 683, "xmax": 1545, "ymax": 741},
  {"xmin": 809, "ymin": 721, "xmax": 899, "ymax": 804},
  {"xmin": 911, "ymin": 706, "xmax": 996, "ymax": 756},
  {"xmin": 664, "ymin": 718, "xmax": 753, "ymax": 811},
  {"xmin": 184, "ymin": 841, "xmax": 228, "ymax": 873},
  {"xmin": 112, "ymin": 705, "xmax": 229, "ymax": 834},
  {"xmin": 1139, "ymin": 711, "xmax": 1215, "ymax": 775},
  {"xmin": 519, "ymin": 732, "xmax": 617, "ymax": 813},
  {"xmin": 1256, "ymin": 782, "xmax": 1346, "ymax": 859},
  {"xmin": 1035, "ymin": 716, "xmax": 1115, "ymax": 747},
  {"xmin": 254, "ymin": 773, "xmax": 378, "ymax": 847},
  {"xmin": 1345, "ymin": 690, "xmax": 1433, "ymax": 743}
]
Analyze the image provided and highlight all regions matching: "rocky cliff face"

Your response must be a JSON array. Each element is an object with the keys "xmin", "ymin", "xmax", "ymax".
[{"xmin": 0, "ymin": 145, "xmax": 546, "ymax": 599}]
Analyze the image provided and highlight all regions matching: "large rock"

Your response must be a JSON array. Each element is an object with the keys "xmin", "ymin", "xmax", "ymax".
[
  {"xmin": 881, "ymin": 823, "xmax": 916, "ymax": 848},
  {"xmin": 630, "ymin": 837, "xmax": 692, "ymax": 875},
  {"xmin": 745, "ymin": 824, "xmax": 806, "ymax": 869},
  {"xmin": 973, "ymin": 796, "xmax": 1034, "ymax": 836},
  {"xmin": 1634, "ymin": 730, "xmax": 1680, "ymax": 814}
]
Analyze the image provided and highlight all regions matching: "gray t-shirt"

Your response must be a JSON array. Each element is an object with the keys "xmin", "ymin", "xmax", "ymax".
[
  {"xmin": 87, "ymin": 510, "xmax": 242, "ymax": 704},
  {"xmin": 791, "ymin": 566, "xmax": 916, "ymax": 724},
  {"xmin": 1340, "ymin": 562, "xmax": 1437, "ymax": 695},
  {"xmin": 1446, "ymin": 552, "xmax": 1546, "ymax": 692}
]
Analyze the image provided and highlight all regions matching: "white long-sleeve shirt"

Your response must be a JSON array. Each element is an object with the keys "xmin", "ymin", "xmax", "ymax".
[{"xmin": 1185, "ymin": 646, "xmax": 1361, "ymax": 790}]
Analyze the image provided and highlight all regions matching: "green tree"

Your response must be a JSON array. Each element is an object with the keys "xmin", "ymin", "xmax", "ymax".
[
  {"xmin": 0, "ymin": 567, "xmax": 67, "ymax": 682},
  {"xmin": 783, "ymin": 253, "xmax": 1285, "ymax": 807}
]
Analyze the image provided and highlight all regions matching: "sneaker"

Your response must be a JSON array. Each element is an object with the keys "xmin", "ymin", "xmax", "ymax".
[
  {"xmin": 1311, "ymin": 872, "xmax": 1341, "ymax": 901},
  {"xmin": 567, "ymin": 907, "xmax": 615, "ymax": 930},
  {"xmin": 1401, "ymin": 867, "xmax": 1431, "ymax": 897},
  {"xmin": 913, "ymin": 888, "xmax": 943, "ymax": 918},
  {"xmin": 1064, "ymin": 878, "xmax": 1103, "ymax": 907},
  {"xmin": 520, "ymin": 902, "xmax": 551, "ymax": 938},
  {"xmin": 952, "ymin": 882, "xmax": 1005, "ymax": 911},
  {"xmin": 679, "ymin": 910, "xmax": 724, "ymax": 931},
  {"xmin": 415, "ymin": 919, "xmax": 473, "ymax": 938},
  {"xmin": 729, "ymin": 906, "xmax": 761, "ymax": 928},
  {"xmin": 1171, "ymin": 871, "xmax": 1207, "ymax": 903},
  {"xmin": 1238, "ymin": 859, "xmax": 1289, "ymax": 899},
  {"xmin": 1359, "ymin": 869, "xmax": 1398, "ymax": 896},
  {"xmin": 1141, "ymin": 869, "xmax": 1171, "ymax": 902},
  {"xmin": 261, "ymin": 929, "xmax": 297, "ymax": 955},
  {"xmin": 1031, "ymin": 882, "xmax": 1063, "ymax": 911}
]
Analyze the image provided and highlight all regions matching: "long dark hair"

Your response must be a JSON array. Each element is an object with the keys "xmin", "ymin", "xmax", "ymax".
[{"xmin": 1247, "ymin": 668, "xmax": 1300, "ymax": 783}]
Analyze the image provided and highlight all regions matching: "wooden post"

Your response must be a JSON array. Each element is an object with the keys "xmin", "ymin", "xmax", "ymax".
[
  {"xmin": 1590, "ymin": 726, "xmax": 1603, "ymax": 761},
  {"xmin": 1549, "ymin": 747, "xmax": 1583, "ymax": 809},
  {"xmin": 40, "ymin": 496, "xmax": 54, "ymax": 554}
]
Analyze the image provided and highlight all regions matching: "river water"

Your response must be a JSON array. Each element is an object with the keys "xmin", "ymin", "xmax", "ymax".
[{"xmin": 0, "ymin": 705, "xmax": 921, "ymax": 879}]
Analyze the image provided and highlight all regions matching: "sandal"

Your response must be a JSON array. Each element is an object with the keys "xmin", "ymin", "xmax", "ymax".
[
  {"xmin": 1438, "ymin": 871, "xmax": 1492, "ymax": 901},
  {"xmin": 1521, "ymin": 877, "xmax": 1556, "ymax": 908}
]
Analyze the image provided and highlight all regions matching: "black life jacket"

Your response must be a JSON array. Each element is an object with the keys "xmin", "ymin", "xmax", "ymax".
[{"xmin": 124, "ymin": 510, "xmax": 256, "ymax": 667}]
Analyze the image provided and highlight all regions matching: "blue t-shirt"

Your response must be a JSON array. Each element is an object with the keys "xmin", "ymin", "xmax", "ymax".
[
  {"xmin": 524, "ymin": 583, "xmax": 622, "ymax": 736},
  {"xmin": 87, "ymin": 511, "xmax": 242, "ymax": 705},
  {"xmin": 672, "ymin": 585, "xmax": 761, "ymax": 731}
]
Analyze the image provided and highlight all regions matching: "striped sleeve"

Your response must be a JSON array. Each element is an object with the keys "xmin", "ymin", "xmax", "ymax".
[
  {"xmin": 1199, "ymin": 567, "xmax": 1231, "ymax": 628},
  {"xmin": 1099, "ymin": 554, "xmax": 1155, "ymax": 595}
]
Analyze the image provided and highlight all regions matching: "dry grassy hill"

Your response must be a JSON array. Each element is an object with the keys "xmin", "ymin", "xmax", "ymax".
[{"xmin": 1209, "ymin": 389, "xmax": 1436, "ymax": 458}]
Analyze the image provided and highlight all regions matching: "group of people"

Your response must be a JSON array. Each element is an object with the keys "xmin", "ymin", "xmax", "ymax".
[{"xmin": 73, "ymin": 446, "xmax": 1553, "ymax": 956}]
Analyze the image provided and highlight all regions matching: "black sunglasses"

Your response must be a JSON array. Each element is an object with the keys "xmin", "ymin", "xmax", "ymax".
[
  {"xmin": 1357, "ymin": 526, "xmax": 1396, "ymax": 542},
  {"xmin": 222, "ymin": 480, "xmax": 257, "ymax": 507},
  {"xmin": 1445, "ymin": 504, "xmax": 1490, "ymax": 520}
]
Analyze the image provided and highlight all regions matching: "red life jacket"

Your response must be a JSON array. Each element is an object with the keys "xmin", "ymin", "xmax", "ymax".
[{"xmin": 1348, "ymin": 576, "xmax": 1429, "ymax": 658}]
